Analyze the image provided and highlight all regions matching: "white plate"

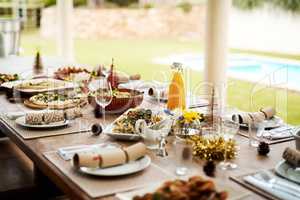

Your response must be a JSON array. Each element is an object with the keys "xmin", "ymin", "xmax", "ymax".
[
  {"xmin": 105, "ymin": 108, "xmax": 165, "ymax": 141},
  {"xmin": 240, "ymin": 116, "xmax": 284, "ymax": 129},
  {"xmin": 3, "ymin": 78, "xmax": 77, "ymax": 93},
  {"xmin": 15, "ymin": 116, "xmax": 69, "ymax": 129},
  {"xmin": 78, "ymin": 155, "xmax": 151, "ymax": 176},
  {"xmin": 105, "ymin": 124, "xmax": 142, "ymax": 141},
  {"xmin": 275, "ymin": 160, "xmax": 300, "ymax": 184}
]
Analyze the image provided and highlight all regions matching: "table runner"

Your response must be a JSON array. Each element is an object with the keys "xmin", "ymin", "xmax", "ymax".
[
  {"xmin": 43, "ymin": 151, "xmax": 174, "ymax": 199},
  {"xmin": 0, "ymin": 117, "xmax": 91, "ymax": 139}
]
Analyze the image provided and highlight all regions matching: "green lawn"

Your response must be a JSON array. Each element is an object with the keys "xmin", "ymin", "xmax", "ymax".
[{"xmin": 20, "ymin": 30, "xmax": 300, "ymax": 125}]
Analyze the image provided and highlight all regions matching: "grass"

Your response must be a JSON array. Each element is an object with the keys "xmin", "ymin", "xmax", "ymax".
[{"xmin": 20, "ymin": 30, "xmax": 300, "ymax": 125}]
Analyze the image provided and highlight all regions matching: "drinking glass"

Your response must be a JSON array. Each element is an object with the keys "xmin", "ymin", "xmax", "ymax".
[
  {"xmin": 173, "ymin": 136, "xmax": 193, "ymax": 176},
  {"xmin": 248, "ymin": 122, "xmax": 263, "ymax": 147},
  {"xmin": 95, "ymin": 79, "xmax": 113, "ymax": 124},
  {"xmin": 219, "ymin": 112, "xmax": 239, "ymax": 170}
]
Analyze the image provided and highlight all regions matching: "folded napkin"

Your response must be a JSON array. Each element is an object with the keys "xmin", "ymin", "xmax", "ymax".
[
  {"xmin": 73, "ymin": 142, "xmax": 147, "ymax": 169},
  {"xmin": 262, "ymin": 126, "xmax": 294, "ymax": 140},
  {"xmin": 235, "ymin": 107, "xmax": 276, "ymax": 124},
  {"xmin": 148, "ymin": 83, "xmax": 169, "ymax": 101},
  {"xmin": 283, "ymin": 147, "xmax": 300, "ymax": 168},
  {"xmin": 244, "ymin": 174, "xmax": 299, "ymax": 200},
  {"xmin": 5, "ymin": 111, "xmax": 28, "ymax": 120},
  {"xmin": 57, "ymin": 143, "xmax": 120, "ymax": 161}
]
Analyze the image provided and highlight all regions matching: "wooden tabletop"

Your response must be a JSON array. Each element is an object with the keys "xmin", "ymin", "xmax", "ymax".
[{"xmin": 0, "ymin": 93, "xmax": 295, "ymax": 200}]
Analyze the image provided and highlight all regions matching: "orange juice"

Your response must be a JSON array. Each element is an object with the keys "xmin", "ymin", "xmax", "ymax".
[{"xmin": 167, "ymin": 65, "xmax": 186, "ymax": 110}]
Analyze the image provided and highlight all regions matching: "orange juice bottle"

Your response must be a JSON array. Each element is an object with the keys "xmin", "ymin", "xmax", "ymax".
[{"xmin": 167, "ymin": 63, "xmax": 186, "ymax": 110}]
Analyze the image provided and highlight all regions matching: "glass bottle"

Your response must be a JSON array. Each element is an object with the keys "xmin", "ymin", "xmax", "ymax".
[{"xmin": 167, "ymin": 63, "xmax": 186, "ymax": 111}]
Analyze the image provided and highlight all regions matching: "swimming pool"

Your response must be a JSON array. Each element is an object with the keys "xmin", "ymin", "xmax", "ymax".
[{"xmin": 154, "ymin": 53, "xmax": 300, "ymax": 91}]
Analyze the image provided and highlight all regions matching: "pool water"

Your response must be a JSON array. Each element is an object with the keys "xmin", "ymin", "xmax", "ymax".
[{"xmin": 154, "ymin": 54, "xmax": 300, "ymax": 91}]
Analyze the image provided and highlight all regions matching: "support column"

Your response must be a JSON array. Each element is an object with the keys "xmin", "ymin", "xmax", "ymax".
[
  {"xmin": 57, "ymin": 0, "xmax": 74, "ymax": 62},
  {"xmin": 204, "ymin": 0, "xmax": 231, "ymax": 107}
]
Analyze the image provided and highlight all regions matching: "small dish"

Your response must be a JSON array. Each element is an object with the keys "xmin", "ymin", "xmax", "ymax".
[{"xmin": 105, "ymin": 108, "xmax": 165, "ymax": 141}]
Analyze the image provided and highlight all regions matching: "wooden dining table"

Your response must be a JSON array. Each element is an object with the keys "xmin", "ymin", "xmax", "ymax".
[{"xmin": 0, "ymin": 92, "xmax": 295, "ymax": 200}]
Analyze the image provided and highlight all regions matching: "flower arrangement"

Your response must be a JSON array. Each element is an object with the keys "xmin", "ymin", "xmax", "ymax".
[
  {"xmin": 176, "ymin": 110, "xmax": 204, "ymax": 129},
  {"xmin": 172, "ymin": 110, "xmax": 205, "ymax": 136}
]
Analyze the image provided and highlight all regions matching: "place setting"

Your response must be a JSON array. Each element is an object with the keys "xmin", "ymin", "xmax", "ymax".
[
  {"xmin": 43, "ymin": 141, "xmax": 175, "ymax": 198},
  {"xmin": 233, "ymin": 107, "xmax": 296, "ymax": 145},
  {"xmin": 230, "ymin": 145, "xmax": 300, "ymax": 200}
]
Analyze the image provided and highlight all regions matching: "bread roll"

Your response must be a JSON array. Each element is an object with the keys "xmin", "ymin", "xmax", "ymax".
[
  {"xmin": 64, "ymin": 107, "xmax": 82, "ymax": 120},
  {"xmin": 130, "ymin": 74, "xmax": 141, "ymax": 80},
  {"xmin": 43, "ymin": 110, "xmax": 64, "ymax": 124},
  {"xmin": 99, "ymin": 148, "xmax": 127, "ymax": 168},
  {"xmin": 260, "ymin": 107, "xmax": 276, "ymax": 120},
  {"xmin": 73, "ymin": 151, "xmax": 100, "ymax": 169},
  {"xmin": 25, "ymin": 112, "xmax": 44, "ymax": 125},
  {"xmin": 125, "ymin": 142, "xmax": 147, "ymax": 161},
  {"xmin": 249, "ymin": 112, "xmax": 265, "ymax": 124}
]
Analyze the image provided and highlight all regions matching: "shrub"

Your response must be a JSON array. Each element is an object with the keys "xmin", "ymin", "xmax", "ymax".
[
  {"xmin": 177, "ymin": 1, "xmax": 192, "ymax": 13},
  {"xmin": 274, "ymin": 0, "xmax": 300, "ymax": 12},
  {"xmin": 233, "ymin": 0, "xmax": 300, "ymax": 13},
  {"xmin": 106, "ymin": 0, "xmax": 138, "ymax": 7},
  {"xmin": 232, "ymin": 0, "xmax": 264, "ymax": 10},
  {"xmin": 143, "ymin": 3, "xmax": 154, "ymax": 10},
  {"xmin": 43, "ymin": 0, "xmax": 87, "ymax": 8}
]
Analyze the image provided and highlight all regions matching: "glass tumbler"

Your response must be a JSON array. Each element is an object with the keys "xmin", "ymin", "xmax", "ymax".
[{"xmin": 173, "ymin": 136, "xmax": 193, "ymax": 176}]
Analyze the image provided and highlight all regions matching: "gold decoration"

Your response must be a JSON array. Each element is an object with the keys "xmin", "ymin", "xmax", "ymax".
[{"xmin": 188, "ymin": 135, "xmax": 237, "ymax": 162}]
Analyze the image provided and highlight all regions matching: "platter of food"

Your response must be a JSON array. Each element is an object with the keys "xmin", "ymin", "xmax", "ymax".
[
  {"xmin": 24, "ymin": 93, "xmax": 87, "ymax": 110},
  {"xmin": 15, "ymin": 111, "xmax": 69, "ymax": 129},
  {"xmin": 105, "ymin": 108, "xmax": 163, "ymax": 141},
  {"xmin": 88, "ymin": 87, "xmax": 144, "ymax": 114},
  {"xmin": 54, "ymin": 66, "xmax": 91, "ymax": 82},
  {"xmin": 3, "ymin": 78, "xmax": 77, "ymax": 93},
  {"xmin": 117, "ymin": 176, "xmax": 228, "ymax": 200},
  {"xmin": 0, "ymin": 73, "xmax": 19, "ymax": 86}
]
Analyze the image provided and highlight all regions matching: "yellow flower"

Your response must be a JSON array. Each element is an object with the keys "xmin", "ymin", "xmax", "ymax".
[{"xmin": 182, "ymin": 110, "xmax": 202, "ymax": 123}]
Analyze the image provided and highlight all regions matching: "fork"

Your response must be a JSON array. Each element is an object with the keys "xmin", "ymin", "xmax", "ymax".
[{"xmin": 258, "ymin": 171, "xmax": 300, "ymax": 198}]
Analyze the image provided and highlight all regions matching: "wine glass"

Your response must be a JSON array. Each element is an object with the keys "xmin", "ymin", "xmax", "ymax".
[
  {"xmin": 95, "ymin": 78, "xmax": 113, "ymax": 125},
  {"xmin": 152, "ymin": 70, "xmax": 169, "ymax": 112},
  {"xmin": 219, "ymin": 108, "xmax": 240, "ymax": 170}
]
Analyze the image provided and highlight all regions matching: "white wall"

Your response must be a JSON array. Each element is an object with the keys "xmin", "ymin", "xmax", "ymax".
[{"xmin": 229, "ymin": 6, "xmax": 300, "ymax": 54}]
